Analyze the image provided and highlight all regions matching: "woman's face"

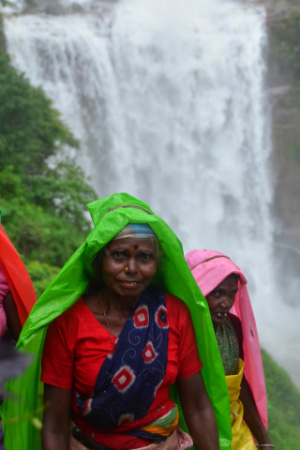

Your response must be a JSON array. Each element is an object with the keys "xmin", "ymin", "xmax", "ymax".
[
  {"xmin": 101, "ymin": 237, "xmax": 157, "ymax": 300},
  {"xmin": 205, "ymin": 274, "xmax": 239, "ymax": 326}
]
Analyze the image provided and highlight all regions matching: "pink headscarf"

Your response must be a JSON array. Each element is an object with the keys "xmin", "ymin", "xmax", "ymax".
[{"xmin": 186, "ymin": 249, "xmax": 268, "ymax": 428}]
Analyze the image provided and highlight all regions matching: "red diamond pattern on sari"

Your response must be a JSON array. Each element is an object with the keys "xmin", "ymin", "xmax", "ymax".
[
  {"xmin": 133, "ymin": 305, "xmax": 149, "ymax": 328},
  {"xmin": 142, "ymin": 341, "xmax": 158, "ymax": 364},
  {"xmin": 118, "ymin": 413, "xmax": 134, "ymax": 426},
  {"xmin": 155, "ymin": 305, "xmax": 168, "ymax": 328},
  {"xmin": 112, "ymin": 365, "xmax": 136, "ymax": 393}
]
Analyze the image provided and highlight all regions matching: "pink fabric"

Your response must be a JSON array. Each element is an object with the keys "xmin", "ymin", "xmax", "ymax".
[
  {"xmin": 185, "ymin": 249, "xmax": 268, "ymax": 428},
  {"xmin": 0, "ymin": 266, "xmax": 9, "ymax": 339},
  {"xmin": 175, "ymin": 428, "xmax": 193, "ymax": 450}
]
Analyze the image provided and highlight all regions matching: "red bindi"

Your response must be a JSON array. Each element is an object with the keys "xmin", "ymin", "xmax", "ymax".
[{"xmin": 134, "ymin": 244, "xmax": 139, "ymax": 249}]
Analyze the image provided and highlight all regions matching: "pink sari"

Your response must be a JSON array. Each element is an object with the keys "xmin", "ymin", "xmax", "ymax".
[
  {"xmin": 0, "ymin": 267, "xmax": 9, "ymax": 339},
  {"xmin": 185, "ymin": 249, "xmax": 268, "ymax": 429}
]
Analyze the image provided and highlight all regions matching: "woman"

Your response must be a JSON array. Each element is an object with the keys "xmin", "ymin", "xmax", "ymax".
[
  {"xmin": 186, "ymin": 249, "xmax": 274, "ymax": 450},
  {"xmin": 2, "ymin": 194, "xmax": 232, "ymax": 450},
  {"xmin": 0, "ymin": 222, "xmax": 36, "ymax": 342},
  {"xmin": 42, "ymin": 223, "xmax": 218, "ymax": 450},
  {"xmin": 0, "ymin": 268, "xmax": 22, "ymax": 450},
  {"xmin": 0, "ymin": 220, "xmax": 37, "ymax": 449}
]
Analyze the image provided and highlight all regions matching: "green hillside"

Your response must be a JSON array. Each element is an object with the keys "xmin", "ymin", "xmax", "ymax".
[{"xmin": 262, "ymin": 350, "xmax": 300, "ymax": 448}]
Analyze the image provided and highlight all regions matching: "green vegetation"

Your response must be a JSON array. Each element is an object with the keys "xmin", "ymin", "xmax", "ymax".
[
  {"xmin": 262, "ymin": 349, "xmax": 300, "ymax": 448},
  {"xmin": 274, "ymin": 11, "xmax": 300, "ymax": 80},
  {"xmin": 269, "ymin": 5, "xmax": 300, "ymax": 179},
  {"xmin": 0, "ymin": 1, "xmax": 14, "ymax": 7},
  {"xmin": 285, "ymin": 139, "xmax": 300, "ymax": 164},
  {"xmin": 0, "ymin": 49, "xmax": 97, "ymax": 293}
]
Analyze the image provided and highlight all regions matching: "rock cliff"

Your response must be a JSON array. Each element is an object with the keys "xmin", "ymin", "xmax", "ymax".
[{"xmin": 255, "ymin": 0, "xmax": 300, "ymax": 282}]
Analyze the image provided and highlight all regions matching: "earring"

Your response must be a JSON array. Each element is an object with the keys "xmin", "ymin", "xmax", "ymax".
[{"xmin": 124, "ymin": 267, "xmax": 129, "ymax": 272}]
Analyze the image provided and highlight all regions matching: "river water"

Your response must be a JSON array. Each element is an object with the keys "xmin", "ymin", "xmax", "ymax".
[{"xmin": 3, "ymin": 0, "xmax": 300, "ymax": 387}]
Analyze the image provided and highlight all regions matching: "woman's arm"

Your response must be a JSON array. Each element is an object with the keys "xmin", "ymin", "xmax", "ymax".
[
  {"xmin": 177, "ymin": 371, "xmax": 220, "ymax": 450},
  {"xmin": 42, "ymin": 384, "xmax": 72, "ymax": 450},
  {"xmin": 3, "ymin": 291, "xmax": 22, "ymax": 342},
  {"xmin": 240, "ymin": 377, "xmax": 273, "ymax": 447}
]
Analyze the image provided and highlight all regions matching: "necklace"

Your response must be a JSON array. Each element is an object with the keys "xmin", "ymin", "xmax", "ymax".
[{"xmin": 100, "ymin": 295, "xmax": 115, "ymax": 347}]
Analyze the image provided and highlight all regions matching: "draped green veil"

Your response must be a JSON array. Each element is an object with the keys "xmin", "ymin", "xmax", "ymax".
[{"xmin": 2, "ymin": 193, "xmax": 232, "ymax": 449}]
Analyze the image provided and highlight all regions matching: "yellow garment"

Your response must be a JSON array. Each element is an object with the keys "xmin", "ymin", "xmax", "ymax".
[{"xmin": 226, "ymin": 359, "xmax": 256, "ymax": 450}]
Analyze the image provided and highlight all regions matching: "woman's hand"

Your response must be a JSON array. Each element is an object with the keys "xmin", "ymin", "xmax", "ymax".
[
  {"xmin": 177, "ymin": 371, "xmax": 220, "ymax": 450},
  {"xmin": 240, "ymin": 376, "xmax": 273, "ymax": 447},
  {"xmin": 42, "ymin": 384, "xmax": 72, "ymax": 450}
]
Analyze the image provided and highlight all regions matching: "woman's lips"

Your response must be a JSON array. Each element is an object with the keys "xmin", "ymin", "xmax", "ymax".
[{"xmin": 118, "ymin": 280, "xmax": 138, "ymax": 288}]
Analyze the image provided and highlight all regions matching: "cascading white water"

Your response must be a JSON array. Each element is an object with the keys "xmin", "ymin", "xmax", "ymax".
[{"xmin": 3, "ymin": 0, "xmax": 300, "ymax": 387}]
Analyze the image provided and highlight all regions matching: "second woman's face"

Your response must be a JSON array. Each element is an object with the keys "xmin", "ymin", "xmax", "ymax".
[
  {"xmin": 206, "ymin": 275, "xmax": 239, "ymax": 326},
  {"xmin": 102, "ymin": 237, "xmax": 157, "ymax": 299}
]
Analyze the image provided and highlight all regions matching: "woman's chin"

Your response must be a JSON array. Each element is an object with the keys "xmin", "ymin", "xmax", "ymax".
[
  {"xmin": 212, "ymin": 313, "xmax": 228, "ymax": 325},
  {"xmin": 110, "ymin": 282, "xmax": 145, "ymax": 299}
]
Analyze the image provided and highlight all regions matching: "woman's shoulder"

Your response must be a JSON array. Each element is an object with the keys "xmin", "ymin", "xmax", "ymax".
[
  {"xmin": 164, "ymin": 291, "xmax": 188, "ymax": 308},
  {"xmin": 52, "ymin": 297, "xmax": 87, "ymax": 327},
  {"xmin": 228, "ymin": 312, "xmax": 242, "ymax": 329},
  {"xmin": 46, "ymin": 298, "xmax": 91, "ymax": 347}
]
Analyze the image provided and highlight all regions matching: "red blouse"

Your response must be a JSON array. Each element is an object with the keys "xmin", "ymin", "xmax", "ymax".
[{"xmin": 42, "ymin": 292, "xmax": 202, "ymax": 449}]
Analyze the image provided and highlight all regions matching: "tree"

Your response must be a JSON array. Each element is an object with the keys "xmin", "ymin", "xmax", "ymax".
[{"xmin": 0, "ymin": 51, "xmax": 97, "ymax": 269}]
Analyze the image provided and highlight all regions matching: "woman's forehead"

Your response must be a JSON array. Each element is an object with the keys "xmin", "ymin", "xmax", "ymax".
[
  {"xmin": 217, "ymin": 274, "xmax": 239, "ymax": 289},
  {"xmin": 113, "ymin": 223, "xmax": 156, "ymax": 241},
  {"xmin": 107, "ymin": 237, "xmax": 155, "ymax": 250}
]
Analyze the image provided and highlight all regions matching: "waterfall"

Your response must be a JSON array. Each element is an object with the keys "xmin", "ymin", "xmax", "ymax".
[{"xmin": 3, "ymin": 0, "xmax": 300, "ymax": 387}]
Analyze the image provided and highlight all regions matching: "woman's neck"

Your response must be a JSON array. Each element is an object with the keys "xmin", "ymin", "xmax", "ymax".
[{"xmin": 101, "ymin": 288, "xmax": 140, "ymax": 319}]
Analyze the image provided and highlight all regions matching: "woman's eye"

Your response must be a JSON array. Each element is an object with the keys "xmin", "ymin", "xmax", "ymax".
[
  {"xmin": 139, "ymin": 253, "xmax": 153, "ymax": 261},
  {"xmin": 112, "ymin": 251, "xmax": 125, "ymax": 260},
  {"xmin": 212, "ymin": 290, "xmax": 221, "ymax": 298}
]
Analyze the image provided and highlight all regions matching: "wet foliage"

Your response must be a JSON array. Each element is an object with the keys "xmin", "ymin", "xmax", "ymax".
[{"xmin": 0, "ymin": 49, "xmax": 96, "ymax": 286}]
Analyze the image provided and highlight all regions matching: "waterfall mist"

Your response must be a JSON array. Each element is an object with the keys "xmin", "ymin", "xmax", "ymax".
[{"xmin": 3, "ymin": 0, "xmax": 300, "ymax": 387}]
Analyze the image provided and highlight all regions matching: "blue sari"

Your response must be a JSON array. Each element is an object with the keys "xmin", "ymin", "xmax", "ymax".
[{"xmin": 75, "ymin": 285, "xmax": 169, "ymax": 438}]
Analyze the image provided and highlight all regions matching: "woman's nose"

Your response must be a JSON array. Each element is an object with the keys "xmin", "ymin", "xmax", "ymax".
[
  {"xmin": 126, "ymin": 259, "xmax": 137, "ymax": 273},
  {"xmin": 220, "ymin": 297, "xmax": 232, "ymax": 308}
]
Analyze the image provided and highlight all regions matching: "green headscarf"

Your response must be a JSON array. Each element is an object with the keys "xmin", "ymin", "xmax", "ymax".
[{"xmin": 2, "ymin": 193, "xmax": 232, "ymax": 449}]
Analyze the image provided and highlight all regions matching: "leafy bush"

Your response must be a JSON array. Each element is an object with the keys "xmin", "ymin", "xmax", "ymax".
[
  {"xmin": 0, "ymin": 49, "xmax": 96, "ymax": 284},
  {"xmin": 25, "ymin": 260, "xmax": 60, "ymax": 298}
]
